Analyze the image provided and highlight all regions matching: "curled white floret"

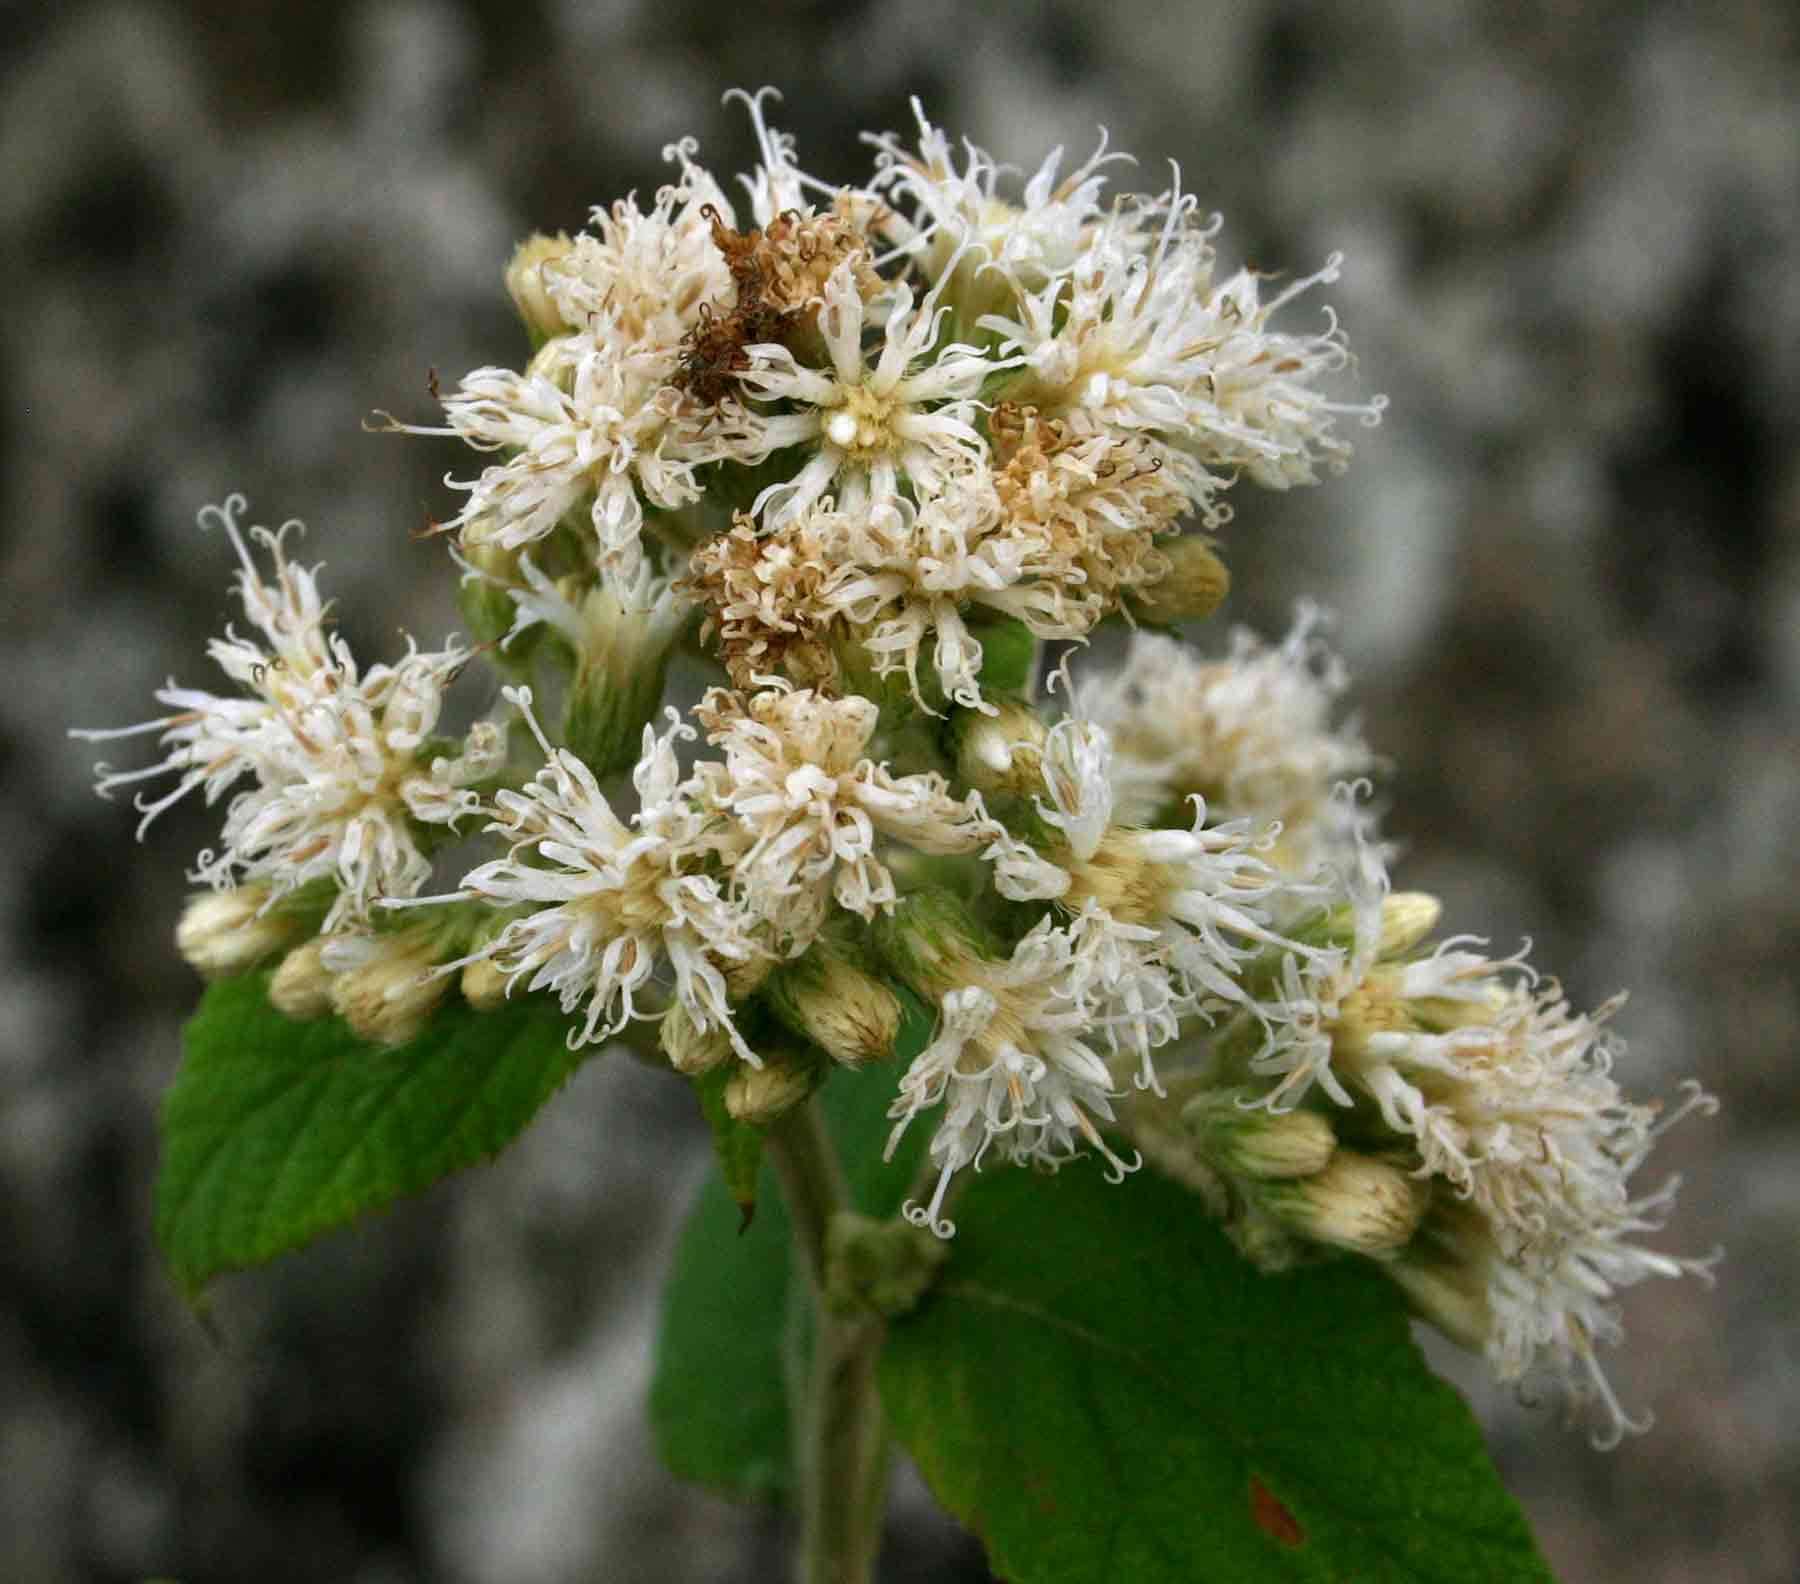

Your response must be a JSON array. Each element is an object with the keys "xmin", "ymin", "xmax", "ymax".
[
  {"xmin": 865, "ymin": 96, "xmax": 1129, "ymax": 291},
  {"xmin": 1077, "ymin": 605, "xmax": 1382, "ymax": 872},
  {"xmin": 985, "ymin": 184, "xmax": 1385, "ymax": 517},
  {"xmin": 381, "ymin": 150, "xmax": 737, "ymax": 586},
  {"xmin": 72, "ymin": 497, "xmax": 494, "ymax": 931},
  {"xmin": 419, "ymin": 687, "xmax": 758, "ymax": 1057},
  {"xmin": 886, "ymin": 912, "xmax": 1162, "ymax": 1238},
  {"xmin": 691, "ymin": 683, "xmax": 995, "ymax": 955},
  {"xmin": 720, "ymin": 258, "xmax": 1005, "ymax": 532},
  {"xmin": 1397, "ymin": 1088, "xmax": 1721, "ymax": 1451}
]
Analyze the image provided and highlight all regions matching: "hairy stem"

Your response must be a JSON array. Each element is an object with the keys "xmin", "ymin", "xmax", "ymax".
[{"xmin": 766, "ymin": 1099, "xmax": 890, "ymax": 1584}]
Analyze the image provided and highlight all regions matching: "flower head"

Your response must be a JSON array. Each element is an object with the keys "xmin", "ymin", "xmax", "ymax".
[
  {"xmin": 72, "ymin": 498, "xmax": 495, "ymax": 932},
  {"xmin": 378, "ymin": 142, "xmax": 744, "ymax": 586},
  {"xmin": 884, "ymin": 904, "xmax": 1173, "ymax": 1237},
  {"xmin": 718, "ymin": 258, "xmax": 1002, "ymax": 533},
  {"xmin": 691, "ymin": 683, "xmax": 994, "ymax": 954},
  {"xmin": 1077, "ymin": 605, "xmax": 1381, "ymax": 872},
  {"xmin": 866, "ymin": 97, "xmax": 1127, "ymax": 313},
  {"xmin": 986, "ymin": 191, "xmax": 1385, "ymax": 522},
  {"xmin": 424, "ymin": 686, "xmax": 759, "ymax": 1057}
]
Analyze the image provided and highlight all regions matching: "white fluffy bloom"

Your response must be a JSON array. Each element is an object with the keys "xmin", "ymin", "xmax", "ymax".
[
  {"xmin": 1248, "ymin": 820, "xmax": 1720, "ymax": 1446},
  {"xmin": 426, "ymin": 687, "xmax": 759, "ymax": 1057},
  {"xmin": 1076, "ymin": 605, "xmax": 1380, "ymax": 872},
  {"xmin": 865, "ymin": 97, "xmax": 1126, "ymax": 297},
  {"xmin": 984, "ymin": 192, "xmax": 1385, "ymax": 521},
  {"xmin": 719, "ymin": 258, "xmax": 1003, "ymax": 533},
  {"xmin": 1396, "ymin": 1102, "xmax": 1720, "ymax": 1450},
  {"xmin": 818, "ymin": 472, "xmax": 1094, "ymax": 711},
  {"xmin": 886, "ymin": 909, "xmax": 1174, "ymax": 1237},
  {"xmin": 1002, "ymin": 673, "xmax": 1321, "ymax": 1018},
  {"xmin": 414, "ymin": 355, "xmax": 707, "ymax": 578},
  {"xmin": 691, "ymin": 684, "xmax": 995, "ymax": 954},
  {"xmin": 385, "ymin": 148, "xmax": 736, "ymax": 584},
  {"xmin": 72, "ymin": 498, "xmax": 496, "ymax": 932}
]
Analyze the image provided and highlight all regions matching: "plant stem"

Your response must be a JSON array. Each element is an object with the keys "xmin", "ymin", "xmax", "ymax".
[{"xmin": 766, "ymin": 1099, "xmax": 890, "ymax": 1584}]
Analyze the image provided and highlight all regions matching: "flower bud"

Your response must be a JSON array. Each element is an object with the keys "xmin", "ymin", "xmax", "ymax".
[
  {"xmin": 269, "ymin": 939, "xmax": 335, "ymax": 1020},
  {"xmin": 560, "ymin": 580, "xmax": 690, "ymax": 777},
  {"xmin": 1224, "ymin": 1205, "xmax": 1309, "ymax": 1274},
  {"xmin": 764, "ymin": 948, "xmax": 903, "ymax": 1067},
  {"xmin": 505, "ymin": 232, "xmax": 575, "ymax": 345},
  {"xmin": 724, "ymin": 1051, "xmax": 823, "ymax": 1125},
  {"xmin": 176, "ymin": 887, "xmax": 301, "ymax": 979},
  {"xmin": 1127, "ymin": 537, "xmax": 1230, "ymax": 624},
  {"xmin": 825, "ymin": 1211, "xmax": 948, "ymax": 1317},
  {"xmin": 1386, "ymin": 1247, "xmax": 1494, "ymax": 1353},
  {"xmin": 459, "ymin": 955, "xmax": 512, "ymax": 1012},
  {"xmin": 1257, "ymin": 1151, "xmax": 1430, "ymax": 1257},
  {"xmin": 949, "ymin": 698, "xmax": 1049, "ymax": 796},
  {"xmin": 324, "ymin": 929, "xmax": 451, "ymax": 1047},
  {"xmin": 723, "ymin": 951, "xmax": 776, "ymax": 1001},
  {"xmin": 1379, "ymin": 892, "xmax": 1442, "ymax": 957},
  {"xmin": 1182, "ymin": 1090, "xmax": 1336, "ymax": 1180},
  {"xmin": 661, "ymin": 1001, "xmax": 734, "ymax": 1076},
  {"xmin": 871, "ymin": 888, "xmax": 996, "ymax": 998}
]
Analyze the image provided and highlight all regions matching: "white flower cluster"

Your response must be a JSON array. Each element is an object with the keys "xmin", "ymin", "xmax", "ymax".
[
  {"xmin": 76, "ymin": 92, "xmax": 1709, "ymax": 1446},
  {"xmin": 1128, "ymin": 798, "xmax": 1719, "ymax": 1447},
  {"xmin": 73, "ymin": 496, "xmax": 498, "ymax": 935}
]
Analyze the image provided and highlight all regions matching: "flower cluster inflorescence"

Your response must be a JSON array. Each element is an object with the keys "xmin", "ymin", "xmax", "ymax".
[{"xmin": 76, "ymin": 90, "xmax": 1713, "ymax": 1448}]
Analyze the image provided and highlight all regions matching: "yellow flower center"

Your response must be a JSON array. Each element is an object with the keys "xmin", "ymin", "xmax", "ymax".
[{"xmin": 824, "ymin": 384, "xmax": 901, "ymax": 460}]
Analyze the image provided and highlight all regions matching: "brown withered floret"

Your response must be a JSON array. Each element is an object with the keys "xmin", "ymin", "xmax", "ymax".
[
  {"xmin": 674, "ymin": 201, "xmax": 882, "ymax": 406},
  {"xmin": 683, "ymin": 514, "xmax": 846, "ymax": 692},
  {"xmin": 989, "ymin": 400, "xmax": 1187, "ymax": 620},
  {"xmin": 676, "ymin": 300, "xmax": 772, "ymax": 406}
]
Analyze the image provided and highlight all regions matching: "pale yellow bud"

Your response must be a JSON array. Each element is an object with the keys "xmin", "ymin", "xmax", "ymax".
[
  {"xmin": 505, "ymin": 233, "xmax": 575, "ymax": 344},
  {"xmin": 269, "ymin": 939, "xmax": 334, "ymax": 1020},
  {"xmin": 1386, "ymin": 1250, "xmax": 1494, "ymax": 1353},
  {"xmin": 1182, "ymin": 1091, "xmax": 1337, "ymax": 1180},
  {"xmin": 175, "ymin": 887, "xmax": 300, "ymax": 979},
  {"xmin": 723, "ymin": 952, "xmax": 775, "ymax": 1000},
  {"xmin": 765, "ymin": 949, "xmax": 902, "ymax": 1067},
  {"xmin": 460, "ymin": 955, "xmax": 512, "ymax": 1012},
  {"xmin": 661, "ymin": 1002, "xmax": 733, "ymax": 1076},
  {"xmin": 1258, "ymin": 1151, "xmax": 1430, "ymax": 1257},
  {"xmin": 724, "ymin": 1053, "xmax": 821, "ymax": 1125},
  {"xmin": 1379, "ymin": 893, "xmax": 1442, "ymax": 957},
  {"xmin": 1127, "ymin": 537, "xmax": 1230, "ymax": 624},
  {"xmin": 950, "ymin": 699, "xmax": 1050, "ymax": 796},
  {"xmin": 326, "ymin": 930, "xmax": 451, "ymax": 1048}
]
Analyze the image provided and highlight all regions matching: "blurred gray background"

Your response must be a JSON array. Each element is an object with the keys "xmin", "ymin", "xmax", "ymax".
[{"xmin": 3, "ymin": 0, "xmax": 1796, "ymax": 1579}]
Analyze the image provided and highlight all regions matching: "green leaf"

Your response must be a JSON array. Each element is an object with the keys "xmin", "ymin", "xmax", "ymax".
[
  {"xmin": 647, "ymin": 1127, "xmax": 795, "ymax": 1499},
  {"xmin": 695, "ymin": 1064, "xmax": 765, "ymax": 1226},
  {"xmin": 649, "ymin": 1061, "xmax": 925, "ymax": 1500},
  {"xmin": 880, "ymin": 1160, "xmax": 1555, "ymax": 1584},
  {"xmin": 156, "ymin": 972, "xmax": 589, "ymax": 1299}
]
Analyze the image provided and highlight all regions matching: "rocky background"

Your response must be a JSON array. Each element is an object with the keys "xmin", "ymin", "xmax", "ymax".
[{"xmin": 4, "ymin": 1, "xmax": 1797, "ymax": 1579}]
